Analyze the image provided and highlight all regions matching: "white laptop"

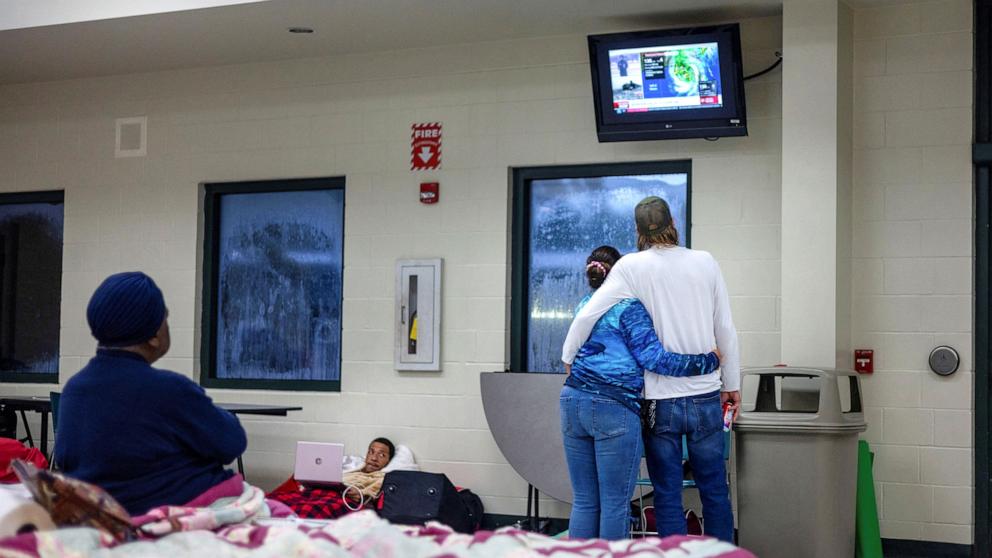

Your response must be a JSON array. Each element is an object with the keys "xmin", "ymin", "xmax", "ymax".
[{"xmin": 294, "ymin": 442, "xmax": 345, "ymax": 485}]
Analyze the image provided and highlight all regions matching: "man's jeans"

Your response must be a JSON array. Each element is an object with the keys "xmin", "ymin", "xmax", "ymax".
[
  {"xmin": 642, "ymin": 390, "xmax": 734, "ymax": 542},
  {"xmin": 560, "ymin": 386, "xmax": 642, "ymax": 540}
]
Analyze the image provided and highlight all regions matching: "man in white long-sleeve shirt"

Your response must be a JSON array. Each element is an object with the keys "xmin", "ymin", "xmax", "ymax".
[{"xmin": 560, "ymin": 196, "xmax": 740, "ymax": 542}]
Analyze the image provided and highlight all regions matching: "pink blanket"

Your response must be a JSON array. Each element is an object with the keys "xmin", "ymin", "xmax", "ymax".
[
  {"xmin": 130, "ymin": 474, "xmax": 292, "ymax": 536},
  {"xmin": 0, "ymin": 510, "xmax": 756, "ymax": 557}
]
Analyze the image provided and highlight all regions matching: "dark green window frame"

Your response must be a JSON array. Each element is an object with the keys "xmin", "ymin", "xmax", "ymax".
[
  {"xmin": 0, "ymin": 190, "xmax": 64, "ymax": 384},
  {"xmin": 508, "ymin": 160, "xmax": 692, "ymax": 373},
  {"xmin": 200, "ymin": 177, "xmax": 345, "ymax": 392}
]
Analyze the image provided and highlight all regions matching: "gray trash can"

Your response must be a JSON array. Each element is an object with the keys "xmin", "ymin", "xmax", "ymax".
[{"xmin": 735, "ymin": 367, "xmax": 867, "ymax": 558}]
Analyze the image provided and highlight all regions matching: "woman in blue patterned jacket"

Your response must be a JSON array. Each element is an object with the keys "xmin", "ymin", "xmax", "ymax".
[{"xmin": 561, "ymin": 245, "xmax": 719, "ymax": 540}]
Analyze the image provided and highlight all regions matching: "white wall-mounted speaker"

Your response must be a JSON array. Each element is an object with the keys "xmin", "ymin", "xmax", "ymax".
[{"xmin": 115, "ymin": 116, "xmax": 147, "ymax": 158}]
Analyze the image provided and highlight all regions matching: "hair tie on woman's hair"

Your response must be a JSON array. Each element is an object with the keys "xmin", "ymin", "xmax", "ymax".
[{"xmin": 586, "ymin": 261, "xmax": 610, "ymax": 275}]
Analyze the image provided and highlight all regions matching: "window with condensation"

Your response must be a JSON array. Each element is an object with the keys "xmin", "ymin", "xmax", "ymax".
[
  {"xmin": 201, "ymin": 178, "xmax": 344, "ymax": 391},
  {"xmin": 0, "ymin": 191, "xmax": 64, "ymax": 384},
  {"xmin": 510, "ymin": 162, "xmax": 691, "ymax": 374}
]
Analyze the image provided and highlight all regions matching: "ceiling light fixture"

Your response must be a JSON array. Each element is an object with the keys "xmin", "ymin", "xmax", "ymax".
[{"xmin": 288, "ymin": 27, "xmax": 314, "ymax": 34}]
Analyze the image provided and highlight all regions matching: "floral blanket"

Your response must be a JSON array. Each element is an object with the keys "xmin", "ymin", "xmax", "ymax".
[
  {"xmin": 0, "ymin": 510, "xmax": 755, "ymax": 558},
  {"xmin": 131, "ymin": 476, "xmax": 271, "ymax": 537}
]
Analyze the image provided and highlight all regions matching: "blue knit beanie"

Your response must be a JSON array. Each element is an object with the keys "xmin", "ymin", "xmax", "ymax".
[{"xmin": 86, "ymin": 272, "xmax": 167, "ymax": 347}]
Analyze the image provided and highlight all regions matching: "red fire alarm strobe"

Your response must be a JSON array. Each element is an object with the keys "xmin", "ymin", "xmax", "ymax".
[
  {"xmin": 420, "ymin": 182, "xmax": 439, "ymax": 204},
  {"xmin": 854, "ymin": 349, "xmax": 873, "ymax": 374}
]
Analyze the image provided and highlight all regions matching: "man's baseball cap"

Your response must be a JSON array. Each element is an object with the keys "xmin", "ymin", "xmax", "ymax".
[{"xmin": 634, "ymin": 196, "xmax": 673, "ymax": 235}]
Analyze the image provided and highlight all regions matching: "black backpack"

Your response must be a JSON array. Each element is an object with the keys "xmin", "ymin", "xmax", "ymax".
[
  {"xmin": 379, "ymin": 471, "xmax": 480, "ymax": 533},
  {"xmin": 457, "ymin": 488, "xmax": 484, "ymax": 533}
]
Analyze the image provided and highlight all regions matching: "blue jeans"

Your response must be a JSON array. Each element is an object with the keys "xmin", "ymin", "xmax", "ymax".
[
  {"xmin": 643, "ymin": 390, "xmax": 734, "ymax": 542},
  {"xmin": 560, "ymin": 386, "xmax": 642, "ymax": 540}
]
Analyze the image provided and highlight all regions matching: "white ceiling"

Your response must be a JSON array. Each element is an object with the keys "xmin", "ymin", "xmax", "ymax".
[
  {"xmin": 0, "ymin": 0, "xmax": 271, "ymax": 31},
  {"xmin": 0, "ymin": 0, "xmax": 789, "ymax": 85},
  {"xmin": 0, "ymin": 0, "xmax": 912, "ymax": 86}
]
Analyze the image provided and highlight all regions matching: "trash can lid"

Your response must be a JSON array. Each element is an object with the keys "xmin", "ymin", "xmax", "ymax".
[{"xmin": 735, "ymin": 366, "xmax": 867, "ymax": 433}]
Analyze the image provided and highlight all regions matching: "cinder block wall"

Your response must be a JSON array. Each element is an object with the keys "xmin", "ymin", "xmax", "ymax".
[{"xmin": 851, "ymin": 0, "xmax": 974, "ymax": 545}]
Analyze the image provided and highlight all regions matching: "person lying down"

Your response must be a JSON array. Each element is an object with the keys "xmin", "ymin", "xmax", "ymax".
[
  {"xmin": 340, "ymin": 438, "xmax": 397, "ymax": 504},
  {"xmin": 267, "ymin": 437, "xmax": 419, "ymax": 518}
]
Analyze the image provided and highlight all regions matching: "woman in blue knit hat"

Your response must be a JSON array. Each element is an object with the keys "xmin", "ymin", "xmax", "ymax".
[{"xmin": 55, "ymin": 272, "xmax": 247, "ymax": 516}]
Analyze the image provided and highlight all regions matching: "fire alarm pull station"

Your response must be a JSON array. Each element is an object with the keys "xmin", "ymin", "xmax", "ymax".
[
  {"xmin": 420, "ymin": 182, "xmax": 439, "ymax": 204},
  {"xmin": 854, "ymin": 349, "xmax": 873, "ymax": 374}
]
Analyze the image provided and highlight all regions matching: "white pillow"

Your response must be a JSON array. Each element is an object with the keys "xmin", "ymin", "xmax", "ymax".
[{"xmin": 382, "ymin": 444, "xmax": 419, "ymax": 473}]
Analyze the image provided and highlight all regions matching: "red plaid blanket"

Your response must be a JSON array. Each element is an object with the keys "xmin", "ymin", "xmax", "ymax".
[{"xmin": 266, "ymin": 477, "xmax": 375, "ymax": 520}]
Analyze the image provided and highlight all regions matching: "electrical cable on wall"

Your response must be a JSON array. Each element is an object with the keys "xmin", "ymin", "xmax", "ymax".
[
  {"xmin": 744, "ymin": 51, "xmax": 783, "ymax": 81},
  {"xmin": 704, "ymin": 52, "xmax": 784, "ymax": 141}
]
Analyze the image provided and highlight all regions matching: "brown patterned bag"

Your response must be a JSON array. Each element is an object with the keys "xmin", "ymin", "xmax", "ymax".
[{"xmin": 12, "ymin": 460, "xmax": 137, "ymax": 542}]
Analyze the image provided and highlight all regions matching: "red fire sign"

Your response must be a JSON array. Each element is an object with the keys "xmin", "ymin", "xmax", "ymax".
[{"xmin": 411, "ymin": 123, "xmax": 441, "ymax": 170}]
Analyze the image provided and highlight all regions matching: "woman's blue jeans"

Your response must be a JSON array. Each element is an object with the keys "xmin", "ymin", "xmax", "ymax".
[
  {"xmin": 560, "ymin": 385, "xmax": 642, "ymax": 540},
  {"xmin": 642, "ymin": 390, "xmax": 734, "ymax": 542}
]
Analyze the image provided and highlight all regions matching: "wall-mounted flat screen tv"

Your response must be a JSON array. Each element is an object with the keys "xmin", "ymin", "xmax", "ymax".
[{"xmin": 588, "ymin": 23, "xmax": 747, "ymax": 142}]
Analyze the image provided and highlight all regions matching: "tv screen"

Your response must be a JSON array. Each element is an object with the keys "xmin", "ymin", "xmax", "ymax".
[{"xmin": 588, "ymin": 24, "xmax": 747, "ymax": 142}]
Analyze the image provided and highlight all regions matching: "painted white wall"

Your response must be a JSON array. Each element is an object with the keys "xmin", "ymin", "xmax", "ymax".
[
  {"xmin": 850, "ymin": 0, "xmax": 974, "ymax": 545},
  {"xmin": 0, "ymin": 16, "xmax": 783, "ymax": 518},
  {"xmin": 780, "ymin": 0, "xmax": 853, "ymax": 367}
]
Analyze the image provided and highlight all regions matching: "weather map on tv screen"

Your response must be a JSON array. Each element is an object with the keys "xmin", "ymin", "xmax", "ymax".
[{"xmin": 608, "ymin": 42, "xmax": 723, "ymax": 114}]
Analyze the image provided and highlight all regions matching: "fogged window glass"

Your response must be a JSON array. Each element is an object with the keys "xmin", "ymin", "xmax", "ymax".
[
  {"xmin": 526, "ymin": 174, "xmax": 688, "ymax": 373},
  {"xmin": 215, "ymin": 189, "xmax": 344, "ymax": 382},
  {"xmin": 0, "ymin": 196, "xmax": 63, "ymax": 380}
]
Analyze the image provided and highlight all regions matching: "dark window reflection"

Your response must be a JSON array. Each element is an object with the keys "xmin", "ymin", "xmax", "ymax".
[
  {"xmin": 526, "ymin": 174, "xmax": 688, "ymax": 373},
  {"xmin": 215, "ymin": 189, "xmax": 344, "ymax": 382},
  {"xmin": 0, "ymin": 195, "xmax": 64, "ymax": 378}
]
